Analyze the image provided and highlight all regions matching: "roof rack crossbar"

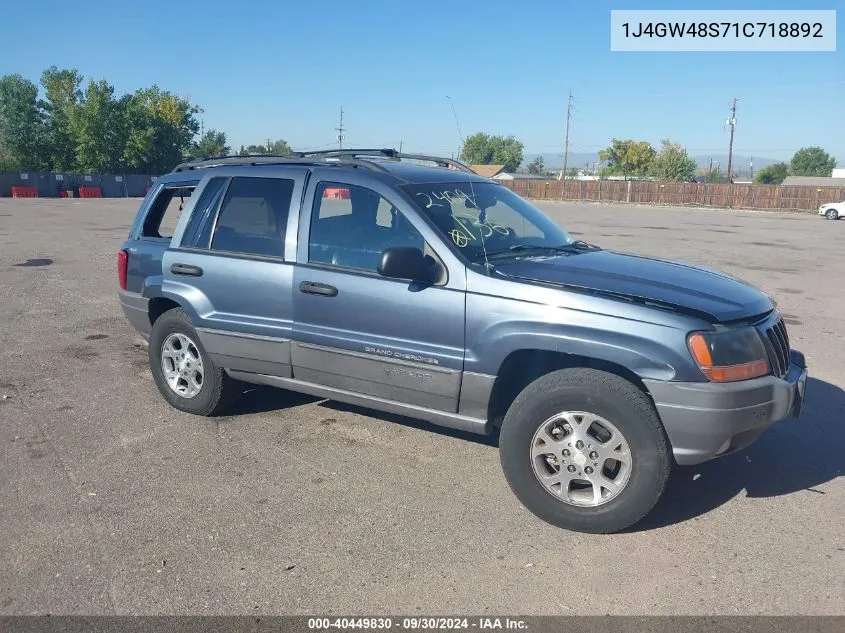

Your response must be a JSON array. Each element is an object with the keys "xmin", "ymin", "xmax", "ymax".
[
  {"xmin": 289, "ymin": 148, "xmax": 397, "ymax": 159},
  {"xmin": 394, "ymin": 152, "xmax": 473, "ymax": 173}
]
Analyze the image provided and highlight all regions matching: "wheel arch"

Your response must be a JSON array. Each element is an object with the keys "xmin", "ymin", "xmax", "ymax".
[
  {"xmin": 148, "ymin": 296, "xmax": 183, "ymax": 326},
  {"xmin": 142, "ymin": 280, "xmax": 205, "ymax": 327},
  {"xmin": 487, "ymin": 349, "xmax": 654, "ymax": 428}
]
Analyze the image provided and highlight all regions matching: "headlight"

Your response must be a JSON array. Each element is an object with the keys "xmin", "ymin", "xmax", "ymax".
[{"xmin": 687, "ymin": 327, "xmax": 770, "ymax": 382}]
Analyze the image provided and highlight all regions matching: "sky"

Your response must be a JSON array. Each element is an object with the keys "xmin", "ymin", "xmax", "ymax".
[{"xmin": 1, "ymin": 0, "xmax": 843, "ymax": 163}]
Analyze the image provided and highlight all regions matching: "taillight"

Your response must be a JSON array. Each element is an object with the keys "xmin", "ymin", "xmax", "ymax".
[{"xmin": 117, "ymin": 249, "xmax": 128, "ymax": 290}]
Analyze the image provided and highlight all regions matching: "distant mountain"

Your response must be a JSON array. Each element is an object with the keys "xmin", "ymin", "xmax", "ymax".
[{"xmin": 692, "ymin": 154, "xmax": 781, "ymax": 171}]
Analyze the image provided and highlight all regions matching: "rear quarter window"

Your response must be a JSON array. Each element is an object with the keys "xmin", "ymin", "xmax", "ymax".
[{"xmin": 141, "ymin": 184, "xmax": 196, "ymax": 238}]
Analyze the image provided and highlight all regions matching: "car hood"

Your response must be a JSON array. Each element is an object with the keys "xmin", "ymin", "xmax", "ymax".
[{"xmin": 493, "ymin": 250, "xmax": 773, "ymax": 322}]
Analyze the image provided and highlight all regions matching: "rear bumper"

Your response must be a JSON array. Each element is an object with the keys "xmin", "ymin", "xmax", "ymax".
[
  {"xmin": 118, "ymin": 289, "xmax": 151, "ymax": 340},
  {"xmin": 644, "ymin": 350, "xmax": 807, "ymax": 466}
]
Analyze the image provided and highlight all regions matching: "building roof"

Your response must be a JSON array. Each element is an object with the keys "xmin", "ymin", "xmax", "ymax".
[
  {"xmin": 469, "ymin": 164, "xmax": 506, "ymax": 178},
  {"xmin": 782, "ymin": 176, "xmax": 845, "ymax": 187},
  {"xmin": 492, "ymin": 172, "xmax": 549, "ymax": 180}
]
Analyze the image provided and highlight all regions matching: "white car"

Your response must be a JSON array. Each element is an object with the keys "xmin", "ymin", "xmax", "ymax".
[{"xmin": 819, "ymin": 201, "xmax": 844, "ymax": 220}]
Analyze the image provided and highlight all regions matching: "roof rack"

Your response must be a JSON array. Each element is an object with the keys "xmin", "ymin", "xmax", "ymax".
[
  {"xmin": 171, "ymin": 148, "xmax": 473, "ymax": 174},
  {"xmin": 171, "ymin": 154, "xmax": 391, "ymax": 174},
  {"xmin": 291, "ymin": 148, "xmax": 474, "ymax": 173}
]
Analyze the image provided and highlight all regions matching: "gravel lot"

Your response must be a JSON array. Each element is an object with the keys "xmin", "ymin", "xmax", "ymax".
[{"xmin": 0, "ymin": 198, "xmax": 842, "ymax": 615}]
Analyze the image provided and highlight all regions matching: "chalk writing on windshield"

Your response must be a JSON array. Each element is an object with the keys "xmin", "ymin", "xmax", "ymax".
[{"xmin": 415, "ymin": 189, "xmax": 477, "ymax": 209}]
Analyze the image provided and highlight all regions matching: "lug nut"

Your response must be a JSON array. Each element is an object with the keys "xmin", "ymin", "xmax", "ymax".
[
  {"xmin": 563, "ymin": 449, "xmax": 571, "ymax": 457},
  {"xmin": 585, "ymin": 466, "xmax": 593, "ymax": 474},
  {"xmin": 567, "ymin": 465, "xmax": 576, "ymax": 473},
  {"xmin": 589, "ymin": 451, "xmax": 598, "ymax": 460},
  {"xmin": 575, "ymin": 440, "xmax": 584, "ymax": 450}
]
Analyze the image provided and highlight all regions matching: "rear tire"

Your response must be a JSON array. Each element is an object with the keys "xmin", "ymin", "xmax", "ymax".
[
  {"xmin": 499, "ymin": 368, "xmax": 671, "ymax": 533},
  {"xmin": 825, "ymin": 208, "xmax": 839, "ymax": 220},
  {"xmin": 149, "ymin": 308, "xmax": 235, "ymax": 416}
]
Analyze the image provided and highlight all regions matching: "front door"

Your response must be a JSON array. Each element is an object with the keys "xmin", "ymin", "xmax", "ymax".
[{"xmin": 291, "ymin": 180, "xmax": 465, "ymax": 412}]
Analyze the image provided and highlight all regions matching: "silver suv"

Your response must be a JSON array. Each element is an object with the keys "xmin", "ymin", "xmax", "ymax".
[{"xmin": 118, "ymin": 149, "xmax": 807, "ymax": 533}]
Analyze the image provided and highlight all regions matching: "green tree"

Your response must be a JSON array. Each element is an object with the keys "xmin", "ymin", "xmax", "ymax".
[
  {"xmin": 754, "ymin": 162, "xmax": 789, "ymax": 185},
  {"xmin": 460, "ymin": 132, "xmax": 524, "ymax": 172},
  {"xmin": 267, "ymin": 139, "xmax": 291, "ymax": 155},
  {"xmin": 599, "ymin": 139, "xmax": 656, "ymax": 179},
  {"xmin": 73, "ymin": 79, "xmax": 126, "ymax": 172},
  {"xmin": 705, "ymin": 166, "xmax": 729, "ymax": 184},
  {"xmin": 238, "ymin": 139, "xmax": 292, "ymax": 156},
  {"xmin": 40, "ymin": 66, "xmax": 83, "ymax": 171},
  {"xmin": 526, "ymin": 156, "xmax": 544, "ymax": 175},
  {"xmin": 121, "ymin": 86, "xmax": 200, "ymax": 173},
  {"xmin": 0, "ymin": 119, "xmax": 12, "ymax": 169},
  {"xmin": 651, "ymin": 139, "xmax": 697, "ymax": 182},
  {"xmin": 192, "ymin": 129, "xmax": 229, "ymax": 158},
  {"xmin": 0, "ymin": 74, "xmax": 48, "ymax": 169},
  {"xmin": 790, "ymin": 146, "xmax": 836, "ymax": 177}
]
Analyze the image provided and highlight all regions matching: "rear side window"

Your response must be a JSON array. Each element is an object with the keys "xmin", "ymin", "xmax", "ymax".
[
  {"xmin": 210, "ymin": 177, "xmax": 294, "ymax": 258},
  {"xmin": 181, "ymin": 177, "xmax": 228, "ymax": 248},
  {"xmin": 141, "ymin": 184, "xmax": 196, "ymax": 238}
]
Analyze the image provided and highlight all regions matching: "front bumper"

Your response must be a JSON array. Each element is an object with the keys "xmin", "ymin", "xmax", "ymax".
[{"xmin": 644, "ymin": 350, "xmax": 807, "ymax": 465}]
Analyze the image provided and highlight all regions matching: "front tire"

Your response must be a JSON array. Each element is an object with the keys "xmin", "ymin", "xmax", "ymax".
[
  {"xmin": 499, "ymin": 368, "xmax": 671, "ymax": 533},
  {"xmin": 825, "ymin": 208, "xmax": 839, "ymax": 220},
  {"xmin": 149, "ymin": 308, "xmax": 235, "ymax": 416}
]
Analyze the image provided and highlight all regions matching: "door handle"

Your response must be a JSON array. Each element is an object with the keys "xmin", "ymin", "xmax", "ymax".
[
  {"xmin": 299, "ymin": 281, "xmax": 338, "ymax": 297},
  {"xmin": 170, "ymin": 263, "xmax": 203, "ymax": 277}
]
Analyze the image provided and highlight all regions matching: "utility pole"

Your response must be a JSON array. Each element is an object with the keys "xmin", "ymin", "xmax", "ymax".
[
  {"xmin": 561, "ymin": 90, "xmax": 573, "ymax": 182},
  {"xmin": 335, "ymin": 107, "xmax": 345, "ymax": 149},
  {"xmin": 726, "ymin": 97, "xmax": 738, "ymax": 183},
  {"xmin": 749, "ymin": 156, "xmax": 754, "ymax": 181}
]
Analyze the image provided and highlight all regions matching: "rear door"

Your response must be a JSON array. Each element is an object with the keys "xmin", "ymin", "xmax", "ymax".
[
  {"xmin": 163, "ymin": 168, "xmax": 305, "ymax": 377},
  {"xmin": 291, "ymin": 176, "xmax": 467, "ymax": 412}
]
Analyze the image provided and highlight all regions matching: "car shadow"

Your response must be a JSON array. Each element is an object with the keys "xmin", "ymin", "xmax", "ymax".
[
  {"xmin": 226, "ymin": 384, "xmax": 499, "ymax": 447},
  {"xmin": 629, "ymin": 376, "xmax": 845, "ymax": 531},
  {"xmin": 226, "ymin": 377, "xmax": 843, "ymax": 529},
  {"xmin": 321, "ymin": 401, "xmax": 501, "ymax": 448},
  {"xmin": 224, "ymin": 384, "xmax": 320, "ymax": 416}
]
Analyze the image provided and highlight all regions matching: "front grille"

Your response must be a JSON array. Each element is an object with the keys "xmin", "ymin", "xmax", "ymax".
[{"xmin": 763, "ymin": 316, "xmax": 790, "ymax": 378}]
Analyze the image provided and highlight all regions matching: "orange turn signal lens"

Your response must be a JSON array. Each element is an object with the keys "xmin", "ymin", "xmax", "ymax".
[
  {"xmin": 687, "ymin": 333, "xmax": 713, "ymax": 367},
  {"xmin": 700, "ymin": 359, "xmax": 770, "ymax": 382},
  {"xmin": 687, "ymin": 332, "xmax": 770, "ymax": 382}
]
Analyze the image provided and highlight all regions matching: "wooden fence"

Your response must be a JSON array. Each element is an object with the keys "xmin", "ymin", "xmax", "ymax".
[{"xmin": 499, "ymin": 179, "xmax": 845, "ymax": 212}]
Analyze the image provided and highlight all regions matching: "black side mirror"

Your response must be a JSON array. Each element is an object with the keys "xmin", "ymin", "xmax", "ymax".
[{"xmin": 378, "ymin": 246, "xmax": 434, "ymax": 283}]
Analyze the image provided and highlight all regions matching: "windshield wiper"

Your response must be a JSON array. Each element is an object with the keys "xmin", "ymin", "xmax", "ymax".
[{"xmin": 480, "ymin": 241, "xmax": 600, "ymax": 260}]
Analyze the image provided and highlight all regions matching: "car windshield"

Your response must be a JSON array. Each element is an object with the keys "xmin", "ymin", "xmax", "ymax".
[{"xmin": 401, "ymin": 181, "xmax": 574, "ymax": 261}]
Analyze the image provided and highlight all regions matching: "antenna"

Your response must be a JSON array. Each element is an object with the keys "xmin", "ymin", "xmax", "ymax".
[
  {"xmin": 335, "ymin": 107, "xmax": 345, "ymax": 149},
  {"xmin": 445, "ymin": 96, "xmax": 464, "ymax": 159},
  {"xmin": 444, "ymin": 95, "xmax": 491, "ymax": 273}
]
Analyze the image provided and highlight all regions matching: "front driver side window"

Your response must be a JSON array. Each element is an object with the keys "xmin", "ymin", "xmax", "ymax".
[{"xmin": 309, "ymin": 182, "xmax": 425, "ymax": 272}]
